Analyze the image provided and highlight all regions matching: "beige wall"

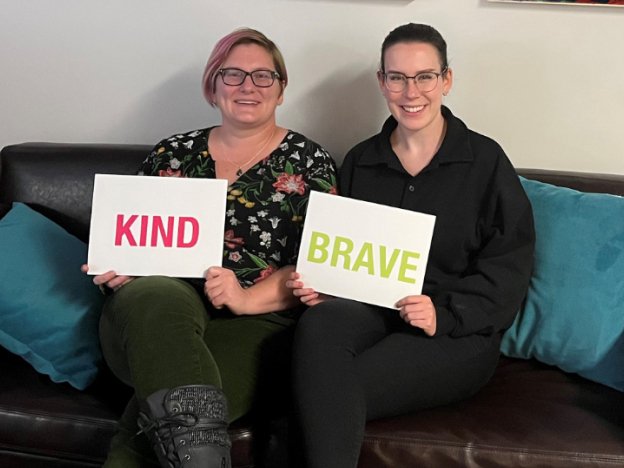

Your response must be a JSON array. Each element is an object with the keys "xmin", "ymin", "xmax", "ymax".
[{"xmin": 1, "ymin": 0, "xmax": 622, "ymax": 174}]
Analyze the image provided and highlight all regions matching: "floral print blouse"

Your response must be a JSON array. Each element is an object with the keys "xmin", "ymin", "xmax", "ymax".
[{"xmin": 138, "ymin": 127, "xmax": 337, "ymax": 287}]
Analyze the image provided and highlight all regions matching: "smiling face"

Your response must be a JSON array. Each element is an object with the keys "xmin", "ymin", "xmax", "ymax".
[
  {"xmin": 379, "ymin": 41, "xmax": 452, "ymax": 136},
  {"xmin": 214, "ymin": 43, "xmax": 285, "ymax": 130}
]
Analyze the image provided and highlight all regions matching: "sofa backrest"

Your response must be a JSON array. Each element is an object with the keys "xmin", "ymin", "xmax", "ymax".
[
  {"xmin": 0, "ymin": 143, "xmax": 150, "ymax": 242},
  {"xmin": 1, "ymin": 142, "xmax": 623, "ymax": 242},
  {"xmin": 517, "ymin": 168, "xmax": 624, "ymax": 197}
]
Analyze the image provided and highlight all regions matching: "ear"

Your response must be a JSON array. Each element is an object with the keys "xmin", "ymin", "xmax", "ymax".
[
  {"xmin": 442, "ymin": 68, "xmax": 453, "ymax": 96},
  {"xmin": 277, "ymin": 81, "xmax": 286, "ymax": 106},
  {"xmin": 376, "ymin": 70, "xmax": 386, "ymax": 92}
]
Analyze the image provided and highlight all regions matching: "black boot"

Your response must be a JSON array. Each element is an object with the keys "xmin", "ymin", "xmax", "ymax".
[{"xmin": 137, "ymin": 384, "xmax": 231, "ymax": 468}]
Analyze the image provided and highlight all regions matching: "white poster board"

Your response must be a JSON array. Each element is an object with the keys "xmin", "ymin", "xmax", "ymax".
[
  {"xmin": 296, "ymin": 192, "xmax": 436, "ymax": 309},
  {"xmin": 87, "ymin": 174, "xmax": 228, "ymax": 278}
]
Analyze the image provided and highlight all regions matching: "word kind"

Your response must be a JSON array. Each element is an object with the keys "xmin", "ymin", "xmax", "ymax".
[
  {"xmin": 307, "ymin": 231, "xmax": 420, "ymax": 284},
  {"xmin": 115, "ymin": 214, "xmax": 199, "ymax": 248}
]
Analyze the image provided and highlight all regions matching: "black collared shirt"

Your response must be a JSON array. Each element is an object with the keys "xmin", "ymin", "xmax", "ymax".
[{"xmin": 339, "ymin": 106, "xmax": 535, "ymax": 337}]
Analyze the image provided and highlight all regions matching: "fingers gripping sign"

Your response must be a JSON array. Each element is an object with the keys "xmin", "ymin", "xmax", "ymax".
[
  {"xmin": 395, "ymin": 295, "xmax": 437, "ymax": 336},
  {"xmin": 204, "ymin": 266, "xmax": 249, "ymax": 313},
  {"xmin": 81, "ymin": 264, "xmax": 134, "ymax": 294},
  {"xmin": 285, "ymin": 271, "xmax": 333, "ymax": 307}
]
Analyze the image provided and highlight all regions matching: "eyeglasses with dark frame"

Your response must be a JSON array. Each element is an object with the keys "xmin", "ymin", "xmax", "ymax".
[
  {"xmin": 217, "ymin": 67, "xmax": 281, "ymax": 88},
  {"xmin": 381, "ymin": 68, "xmax": 448, "ymax": 93}
]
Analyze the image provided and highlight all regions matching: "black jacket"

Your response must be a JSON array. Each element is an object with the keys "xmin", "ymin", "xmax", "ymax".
[{"xmin": 339, "ymin": 106, "xmax": 535, "ymax": 338}]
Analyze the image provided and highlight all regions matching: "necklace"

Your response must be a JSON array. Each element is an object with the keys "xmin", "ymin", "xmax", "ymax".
[{"xmin": 216, "ymin": 127, "xmax": 277, "ymax": 177}]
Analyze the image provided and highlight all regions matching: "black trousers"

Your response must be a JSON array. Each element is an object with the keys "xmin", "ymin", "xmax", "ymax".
[{"xmin": 292, "ymin": 298, "xmax": 501, "ymax": 468}]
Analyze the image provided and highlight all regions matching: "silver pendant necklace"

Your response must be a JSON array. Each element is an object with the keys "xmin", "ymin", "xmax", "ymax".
[{"xmin": 216, "ymin": 127, "xmax": 276, "ymax": 177}]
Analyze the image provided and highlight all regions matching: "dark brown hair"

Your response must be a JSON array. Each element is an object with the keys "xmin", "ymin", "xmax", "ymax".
[{"xmin": 380, "ymin": 23, "xmax": 448, "ymax": 72}]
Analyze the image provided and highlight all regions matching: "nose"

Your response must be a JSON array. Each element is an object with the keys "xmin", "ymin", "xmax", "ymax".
[
  {"xmin": 239, "ymin": 74, "xmax": 255, "ymax": 91},
  {"xmin": 405, "ymin": 78, "xmax": 422, "ymax": 97}
]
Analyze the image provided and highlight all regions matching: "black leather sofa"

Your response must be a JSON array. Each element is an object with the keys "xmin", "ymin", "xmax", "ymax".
[{"xmin": 1, "ymin": 142, "xmax": 623, "ymax": 467}]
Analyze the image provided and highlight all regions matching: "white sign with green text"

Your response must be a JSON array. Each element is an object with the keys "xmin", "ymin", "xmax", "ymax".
[{"xmin": 296, "ymin": 191, "xmax": 436, "ymax": 309}]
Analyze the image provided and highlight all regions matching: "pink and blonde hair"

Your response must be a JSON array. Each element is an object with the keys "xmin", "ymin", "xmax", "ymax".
[{"xmin": 202, "ymin": 27, "xmax": 288, "ymax": 106}]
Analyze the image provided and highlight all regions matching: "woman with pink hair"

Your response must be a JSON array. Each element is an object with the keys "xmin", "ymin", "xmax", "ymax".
[{"xmin": 84, "ymin": 27, "xmax": 337, "ymax": 468}]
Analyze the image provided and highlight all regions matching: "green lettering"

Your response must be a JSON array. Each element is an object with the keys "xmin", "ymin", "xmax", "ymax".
[
  {"xmin": 352, "ymin": 242, "xmax": 375, "ymax": 275},
  {"xmin": 330, "ymin": 236, "xmax": 354, "ymax": 269},
  {"xmin": 398, "ymin": 250, "xmax": 420, "ymax": 284},
  {"xmin": 307, "ymin": 231, "xmax": 330, "ymax": 264},
  {"xmin": 379, "ymin": 245, "xmax": 401, "ymax": 279}
]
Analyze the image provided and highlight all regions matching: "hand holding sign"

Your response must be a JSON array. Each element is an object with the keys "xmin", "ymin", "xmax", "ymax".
[
  {"xmin": 395, "ymin": 294, "xmax": 437, "ymax": 336},
  {"xmin": 286, "ymin": 271, "xmax": 334, "ymax": 307},
  {"xmin": 204, "ymin": 266, "xmax": 249, "ymax": 313}
]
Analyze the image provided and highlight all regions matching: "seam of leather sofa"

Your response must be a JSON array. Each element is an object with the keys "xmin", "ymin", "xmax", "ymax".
[
  {"xmin": 0, "ymin": 442, "xmax": 103, "ymax": 465},
  {"xmin": 362, "ymin": 436, "xmax": 624, "ymax": 464},
  {"xmin": 0, "ymin": 406, "xmax": 117, "ymax": 429}
]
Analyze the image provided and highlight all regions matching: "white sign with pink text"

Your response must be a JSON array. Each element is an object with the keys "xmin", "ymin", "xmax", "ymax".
[{"xmin": 87, "ymin": 174, "xmax": 228, "ymax": 278}]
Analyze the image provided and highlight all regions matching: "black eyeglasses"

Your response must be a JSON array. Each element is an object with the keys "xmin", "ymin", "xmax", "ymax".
[
  {"xmin": 381, "ymin": 68, "xmax": 448, "ymax": 93},
  {"xmin": 217, "ymin": 68, "xmax": 281, "ymax": 88}
]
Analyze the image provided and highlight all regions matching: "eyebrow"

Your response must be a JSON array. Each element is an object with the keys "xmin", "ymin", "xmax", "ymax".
[
  {"xmin": 221, "ymin": 67, "xmax": 275, "ymax": 72},
  {"xmin": 385, "ymin": 67, "xmax": 438, "ymax": 74}
]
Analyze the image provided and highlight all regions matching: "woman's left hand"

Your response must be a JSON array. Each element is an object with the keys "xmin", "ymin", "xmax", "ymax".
[
  {"xmin": 285, "ymin": 271, "xmax": 333, "ymax": 307},
  {"xmin": 395, "ymin": 295, "xmax": 437, "ymax": 336},
  {"xmin": 204, "ymin": 266, "xmax": 249, "ymax": 314}
]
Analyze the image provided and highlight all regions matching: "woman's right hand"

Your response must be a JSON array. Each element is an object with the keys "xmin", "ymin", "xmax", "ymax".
[
  {"xmin": 285, "ymin": 271, "xmax": 332, "ymax": 307},
  {"xmin": 81, "ymin": 264, "xmax": 135, "ymax": 292}
]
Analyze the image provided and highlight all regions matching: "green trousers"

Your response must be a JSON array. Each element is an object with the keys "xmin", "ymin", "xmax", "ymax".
[{"xmin": 99, "ymin": 276, "xmax": 296, "ymax": 467}]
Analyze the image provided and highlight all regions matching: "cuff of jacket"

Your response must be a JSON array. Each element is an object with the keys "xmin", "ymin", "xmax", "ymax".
[{"xmin": 433, "ymin": 305, "xmax": 456, "ymax": 337}]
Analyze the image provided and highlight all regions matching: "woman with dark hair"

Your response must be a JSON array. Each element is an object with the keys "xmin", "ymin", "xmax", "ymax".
[
  {"xmin": 83, "ymin": 27, "xmax": 337, "ymax": 468},
  {"xmin": 287, "ymin": 23, "xmax": 535, "ymax": 468}
]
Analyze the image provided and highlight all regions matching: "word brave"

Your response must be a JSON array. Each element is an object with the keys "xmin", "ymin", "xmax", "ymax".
[
  {"xmin": 115, "ymin": 214, "xmax": 199, "ymax": 248},
  {"xmin": 307, "ymin": 231, "xmax": 420, "ymax": 284}
]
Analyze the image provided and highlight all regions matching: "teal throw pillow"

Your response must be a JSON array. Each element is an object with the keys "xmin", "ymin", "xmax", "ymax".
[
  {"xmin": 501, "ymin": 178, "xmax": 624, "ymax": 391},
  {"xmin": 0, "ymin": 203, "xmax": 104, "ymax": 390}
]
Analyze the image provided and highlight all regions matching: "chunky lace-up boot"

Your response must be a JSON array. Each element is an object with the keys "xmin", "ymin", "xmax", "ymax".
[{"xmin": 137, "ymin": 384, "xmax": 231, "ymax": 468}]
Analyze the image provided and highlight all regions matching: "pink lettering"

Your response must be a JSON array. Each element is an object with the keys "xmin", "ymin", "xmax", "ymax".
[
  {"xmin": 114, "ymin": 214, "xmax": 200, "ymax": 248},
  {"xmin": 151, "ymin": 216, "xmax": 174, "ymax": 247},
  {"xmin": 115, "ymin": 214, "xmax": 138, "ymax": 246},
  {"xmin": 177, "ymin": 217, "xmax": 199, "ymax": 248},
  {"xmin": 139, "ymin": 215, "xmax": 149, "ymax": 246}
]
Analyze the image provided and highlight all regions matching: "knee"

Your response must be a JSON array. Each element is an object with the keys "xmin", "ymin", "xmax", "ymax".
[
  {"xmin": 115, "ymin": 276, "xmax": 187, "ymax": 303},
  {"xmin": 103, "ymin": 276, "xmax": 204, "ymax": 329},
  {"xmin": 296, "ymin": 300, "xmax": 337, "ymax": 341},
  {"xmin": 295, "ymin": 298, "xmax": 359, "ymax": 346}
]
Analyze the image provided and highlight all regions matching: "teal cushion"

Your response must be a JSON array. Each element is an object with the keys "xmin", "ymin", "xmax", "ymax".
[
  {"xmin": 0, "ymin": 203, "xmax": 103, "ymax": 390},
  {"xmin": 501, "ymin": 178, "xmax": 624, "ymax": 391}
]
